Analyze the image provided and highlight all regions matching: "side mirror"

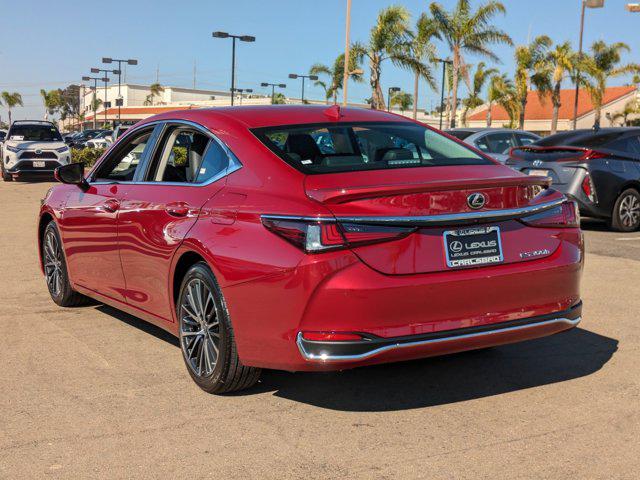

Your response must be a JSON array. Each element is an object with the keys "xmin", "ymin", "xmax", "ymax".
[{"xmin": 55, "ymin": 162, "xmax": 89, "ymax": 190}]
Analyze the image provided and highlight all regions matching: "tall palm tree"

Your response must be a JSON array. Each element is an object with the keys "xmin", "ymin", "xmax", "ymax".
[
  {"xmin": 514, "ymin": 35, "xmax": 552, "ymax": 129},
  {"xmin": 145, "ymin": 83, "xmax": 165, "ymax": 106},
  {"xmin": 611, "ymin": 99, "xmax": 640, "ymax": 126},
  {"xmin": 486, "ymin": 73, "xmax": 516, "ymax": 127},
  {"xmin": 352, "ymin": 6, "xmax": 430, "ymax": 110},
  {"xmin": 40, "ymin": 89, "xmax": 62, "ymax": 120},
  {"xmin": 1, "ymin": 92, "xmax": 23, "ymax": 125},
  {"xmin": 461, "ymin": 62, "xmax": 498, "ymax": 126},
  {"xmin": 535, "ymin": 41, "xmax": 576, "ymax": 134},
  {"xmin": 429, "ymin": 0, "xmax": 512, "ymax": 128},
  {"xmin": 578, "ymin": 40, "xmax": 640, "ymax": 128},
  {"xmin": 409, "ymin": 13, "xmax": 439, "ymax": 119},
  {"xmin": 390, "ymin": 91, "xmax": 414, "ymax": 113},
  {"xmin": 310, "ymin": 50, "xmax": 363, "ymax": 105}
]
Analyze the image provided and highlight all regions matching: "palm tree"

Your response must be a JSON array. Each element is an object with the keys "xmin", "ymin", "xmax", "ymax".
[
  {"xmin": 1, "ymin": 92, "xmax": 23, "ymax": 125},
  {"xmin": 390, "ymin": 91, "xmax": 414, "ymax": 113},
  {"xmin": 486, "ymin": 73, "xmax": 517, "ymax": 127},
  {"xmin": 578, "ymin": 41, "xmax": 640, "ymax": 128},
  {"xmin": 461, "ymin": 62, "xmax": 498, "ymax": 126},
  {"xmin": 534, "ymin": 41, "xmax": 576, "ymax": 134},
  {"xmin": 409, "ymin": 13, "xmax": 439, "ymax": 119},
  {"xmin": 272, "ymin": 92, "xmax": 286, "ymax": 105},
  {"xmin": 40, "ymin": 89, "xmax": 62, "ymax": 120},
  {"xmin": 611, "ymin": 99, "xmax": 640, "ymax": 126},
  {"xmin": 352, "ymin": 6, "xmax": 430, "ymax": 110},
  {"xmin": 310, "ymin": 50, "xmax": 363, "ymax": 105},
  {"xmin": 145, "ymin": 83, "xmax": 165, "ymax": 106},
  {"xmin": 514, "ymin": 35, "xmax": 552, "ymax": 129},
  {"xmin": 429, "ymin": 0, "xmax": 512, "ymax": 128}
]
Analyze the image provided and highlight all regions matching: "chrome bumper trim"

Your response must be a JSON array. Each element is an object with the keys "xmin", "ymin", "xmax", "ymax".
[{"xmin": 296, "ymin": 316, "xmax": 581, "ymax": 363}]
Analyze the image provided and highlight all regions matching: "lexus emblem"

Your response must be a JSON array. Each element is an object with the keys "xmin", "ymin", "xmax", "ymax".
[
  {"xmin": 450, "ymin": 241, "xmax": 463, "ymax": 253},
  {"xmin": 467, "ymin": 192, "xmax": 486, "ymax": 209},
  {"xmin": 532, "ymin": 160, "xmax": 543, "ymax": 167}
]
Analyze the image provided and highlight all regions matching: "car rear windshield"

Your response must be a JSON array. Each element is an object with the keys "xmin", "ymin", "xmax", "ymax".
[
  {"xmin": 8, "ymin": 124, "xmax": 62, "ymax": 142},
  {"xmin": 535, "ymin": 130, "xmax": 628, "ymax": 149},
  {"xmin": 252, "ymin": 122, "xmax": 491, "ymax": 174}
]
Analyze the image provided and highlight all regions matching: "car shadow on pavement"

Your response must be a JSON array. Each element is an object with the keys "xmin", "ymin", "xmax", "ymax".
[
  {"xmin": 580, "ymin": 218, "xmax": 610, "ymax": 232},
  {"xmin": 92, "ymin": 304, "xmax": 617, "ymax": 412},
  {"xmin": 257, "ymin": 328, "xmax": 618, "ymax": 411}
]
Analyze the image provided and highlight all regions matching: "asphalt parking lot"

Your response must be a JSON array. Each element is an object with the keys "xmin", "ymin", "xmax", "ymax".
[{"xmin": 0, "ymin": 180, "xmax": 638, "ymax": 479}]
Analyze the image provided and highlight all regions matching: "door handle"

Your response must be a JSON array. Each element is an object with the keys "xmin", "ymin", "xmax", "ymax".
[
  {"xmin": 166, "ymin": 202, "xmax": 190, "ymax": 217},
  {"xmin": 102, "ymin": 198, "xmax": 120, "ymax": 213}
]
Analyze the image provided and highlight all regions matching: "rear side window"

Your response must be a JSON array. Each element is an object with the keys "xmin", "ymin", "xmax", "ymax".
[
  {"xmin": 253, "ymin": 122, "xmax": 490, "ymax": 174},
  {"xmin": 477, "ymin": 133, "xmax": 516, "ymax": 154}
]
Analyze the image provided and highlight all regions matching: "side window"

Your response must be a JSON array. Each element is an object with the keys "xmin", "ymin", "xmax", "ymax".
[
  {"xmin": 482, "ymin": 133, "xmax": 517, "ymax": 154},
  {"xmin": 147, "ymin": 126, "xmax": 230, "ymax": 184},
  {"xmin": 517, "ymin": 134, "xmax": 538, "ymax": 146},
  {"xmin": 93, "ymin": 128, "xmax": 154, "ymax": 181}
]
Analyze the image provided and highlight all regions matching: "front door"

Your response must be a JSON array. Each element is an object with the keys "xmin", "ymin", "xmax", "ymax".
[{"xmin": 118, "ymin": 122, "xmax": 234, "ymax": 321}]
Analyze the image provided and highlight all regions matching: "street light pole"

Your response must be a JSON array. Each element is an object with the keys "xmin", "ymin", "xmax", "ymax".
[
  {"xmin": 387, "ymin": 87, "xmax": 400, "ymax": 112},
  {"xmin": 261, "ymin": 82, "xmax": 286, "ymax": 104},
  {"xmin": 572, "ymin": 0, "xmax": 605, "ymax": 130},
  {"xmin": 435, "ymin": 58, "xmax": 452, "ymax": 130},
  {"xmin": 342, "ymin": 0, "xmax": 352, "ymax": 106},
  {"xmin": 91, "ymin": 67, "xmax": 120, "ymax": 128},
  {"xmin": 288, "ymin": 74, "xmax": 318, "ymax": 104},
  {"xmin": 102, "ymin": 57, "xmax": 138, "ymax": 124},
  {"xmin": 82, "ymin": 76, "xmax": 107, "ymax": 129},
  {"xmin": 212, "ymin": 32, "xmax": 256, "ymax": 106}
]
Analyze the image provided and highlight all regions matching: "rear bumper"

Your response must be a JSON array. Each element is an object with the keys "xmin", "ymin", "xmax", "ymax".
[{"xmin": 297, "ymin": 302, "xmax": 581, "ymax": 363}]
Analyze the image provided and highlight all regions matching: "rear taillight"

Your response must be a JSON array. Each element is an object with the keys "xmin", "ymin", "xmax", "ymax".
[
  {"xmin": 301, "ymin": 332, "xmax": 363, "ymax": 341},
  {"xmin": 581, "ymin": 173, "xmax": 597, "ymax": 203},
  {"xmin": 520, "ymin": 201, "xmax": 580, "ymax": 228},
  {"xmin": 261, "ymin": 217, "xmax": 414, "ymax": 253}
]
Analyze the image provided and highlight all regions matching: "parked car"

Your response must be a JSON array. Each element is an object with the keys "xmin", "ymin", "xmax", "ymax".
[
  {"xmin": 67, "ymin": 129, "xmax": 107, "ymax": 149},
  {"xmin": 0, "ymin": 129, "xmax": 7, "ymax": 158},
  {"xmin": 112, "ymin": 124, "xmax": 130, "ymax": 141},
  {"xmin": 446, "ymin": 128, "xmax": 540, "ymax": 163},
  {"xmin": 85, "ymin": 130, "xmax": 114, "ymax": 149},
  {"xmin": 2, "ymin": 120, "xmax": 70, "ymax": 181},
  {"xmin": 507, "ymin": 127, "xmax": 640, "ymax": 231},
  {"xmin": 40, "ymin": 106, "xmax": 583, "ymax": 393}
]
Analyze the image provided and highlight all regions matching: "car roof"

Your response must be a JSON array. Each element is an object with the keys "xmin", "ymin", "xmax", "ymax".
[
  {"xmin": 11, "ymin": 120, "xmax": 56, "ymax": 126},
  {"xmin": 141, "ymin": 105, "xmax": 412, "ymax": 130},
  {"xmin": 535, "ymin": 127, "xmax": 640, "ymax": 147}
]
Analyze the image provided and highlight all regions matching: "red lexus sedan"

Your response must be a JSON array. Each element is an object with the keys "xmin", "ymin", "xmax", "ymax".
[{"xmin": 39, "ymin": 106, "xmax": 583, "ymax": 393}]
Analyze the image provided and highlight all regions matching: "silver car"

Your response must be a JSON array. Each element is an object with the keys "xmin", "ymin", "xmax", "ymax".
[{"xmin": 446, "ymin": 128, "xmax": 540, "ymax": 163}]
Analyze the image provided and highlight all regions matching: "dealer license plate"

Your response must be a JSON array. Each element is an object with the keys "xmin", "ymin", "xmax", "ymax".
[{"xmin": 443, "ymin": 226, "xmax": 503, "ymax": 268}]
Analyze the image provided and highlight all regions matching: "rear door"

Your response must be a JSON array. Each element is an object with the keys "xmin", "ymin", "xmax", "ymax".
[{"xmin": 117, "ymin": 121, "xmax": 238, "ymax": 322}]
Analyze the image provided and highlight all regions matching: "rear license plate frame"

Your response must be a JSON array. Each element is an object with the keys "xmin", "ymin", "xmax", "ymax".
[
  {"xmin": 443, "ymin": 226, "xmax": 503, "ymax": 269},
  {"xmin": 527, "ymin": 169, "xmax": 549, "ymax": 177}
]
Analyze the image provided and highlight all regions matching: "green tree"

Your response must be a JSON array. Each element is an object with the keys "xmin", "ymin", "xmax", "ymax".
[
  {"xmin": 1, "ymin": 92, "xmax": 23, "ymax": 125},
  {"xmin": 40, "ymin": 89, "xmax": 62, "ymax": 120},
  {"xmin": 390, "ymin": 91, "xmax": 414, "ymax": 113},
  {"xmin": 611, "ymin": 99, "xmax": 640, "ymax": 126},
  {"xmin": 486, "ymin": 73, "xmax": 517, "ymax": 127},
  {"xmin": 409, "ymin": 13, "xmax": 439, "ymax": 119},
  {"xmin": 462, "ymin": 61, "xmax": 498, "ymax": 126},
  {"xmin": 534, "ymin": 41, "xmax": 576, "ymax": 134},
  {"xmin": 145, "ymin": 83, "xmax": 165, "ymax": 106},
  {"xmin": 514, "ymin": 35, "xmax": 552, "ymax": 129},
  {"xmin": 578, "ymin": 40, "xmax": 640, "ymax": 128},
  {"xmin": 352, "ymin": 6, "xmax": 430, "ymax": 110},
  {"xmin": 272, "ymin": 92, "xmax": 286, "ymax": 105},
  {"xmin": 310, "ymin": 49, "xmax": 363, "ymax": 105},
  {"xmin": 429, "ymin": 0, "xmax": 512, "ymax": 128}
]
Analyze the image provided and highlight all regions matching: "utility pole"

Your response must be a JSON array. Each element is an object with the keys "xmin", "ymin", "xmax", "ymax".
[{"xmin": 342, "ymin": 0, "xmax": 352, "ymax": 106}]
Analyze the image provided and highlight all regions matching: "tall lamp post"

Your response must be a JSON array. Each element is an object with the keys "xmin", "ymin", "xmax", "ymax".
[
  {"xmin": 212, "ymin": 31, "xmax": 256, "ymax": 106},
  {"xmin": 288, "ymin": 73, "xmax": 318, "ymax": 103},
  {"xmin": 102, "ymin": 57, "xmax": 138, "ymax": 124},
  {"xmin": 91, "ymin": 67, "xmax": 119, "ymax": 127},
  {"xmin": 342, "ymin": 0, "xmax": 352, "ymax": 106},
  {"xmin": 435, "ymin": 58, "xmax": 453, "ymax": 130},
  {"xmin": 387, "ymin": 86, "xmax": 401, "ymax": 112},
  {"xmin": 232, "ymin": 88, "xmax": 253, "ymax": 105},
  {"xmin": 261, "ymin": 82, "xmax": 286, "ymax": 104},
  {"xmin": 572, "ymin": 0, "xmax": 605, "ymax": 130},
  {"xmin": 82, "ymin": 76, "xmax": 108, "ymax": 129}
]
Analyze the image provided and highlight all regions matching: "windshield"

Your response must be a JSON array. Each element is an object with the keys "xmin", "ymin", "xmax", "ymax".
[
  {"xmin": 253, "ymin": 122, "xmax": 491, "ymax": 174},
  {"xmin": 8, "ymin": 124, "xmax": 62, "ymax": 142}
]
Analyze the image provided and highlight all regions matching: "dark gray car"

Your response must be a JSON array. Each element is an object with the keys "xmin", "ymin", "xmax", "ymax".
[{"xmin": 506, "ymin": 128, "xmax": 640, "ymax": 231}]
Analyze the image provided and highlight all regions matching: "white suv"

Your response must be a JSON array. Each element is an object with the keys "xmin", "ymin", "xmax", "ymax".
[{"xmin": 2, "ymin": 121, "xmax": 70, "ymax": 181}]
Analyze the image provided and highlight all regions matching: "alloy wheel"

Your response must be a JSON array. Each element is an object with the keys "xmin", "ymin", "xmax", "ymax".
[
  {"xmin": 619, "ymin": 193, "xmax": 640, "ymax": 229},
  {"xmin": 44, "ymin": 230, "xmax": 63, "ymax": 297},
  {"xmin": 179, "ymin": 278, "xmax": 221, "ymax": 377}
]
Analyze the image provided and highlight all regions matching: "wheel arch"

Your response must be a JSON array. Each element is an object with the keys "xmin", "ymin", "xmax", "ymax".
[{"xmin": 37, "ymin": 212, "xmax": 55, "ymax": 272}]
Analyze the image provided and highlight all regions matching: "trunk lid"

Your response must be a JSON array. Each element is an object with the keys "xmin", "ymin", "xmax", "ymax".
[
  {"xmin": 506, "ymin": 146, "xmax": 596, "ymax": 185},
  {"xmin": 305, "ymin": 165, "xmax": 562, "ymax": 275}
]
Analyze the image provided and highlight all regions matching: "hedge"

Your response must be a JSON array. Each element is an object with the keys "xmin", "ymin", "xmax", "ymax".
[{"xmin": 70, "ymin": 147, "xmax": 106, "ymax": 167}]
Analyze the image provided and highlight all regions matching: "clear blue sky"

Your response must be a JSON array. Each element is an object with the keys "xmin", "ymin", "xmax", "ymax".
[{"xmin": 1, "ymin": 0, "xmax": 638, "ymax": 120}]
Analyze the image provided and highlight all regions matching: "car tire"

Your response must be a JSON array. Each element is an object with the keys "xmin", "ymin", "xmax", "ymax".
[
  {"xmin": 1, "ymin": 164, "xmax": 11, "ymax": 181},
  {"xmin": 42, "ymin": 222, "xmax": 90, "ymax": 307},
  {"xmin": 177, "ymin": 262, "xmax": 261, "ymax": 394},
  {"xmin": 610, "ymin": 188, "xmax": 640, "ymax": 232}
]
